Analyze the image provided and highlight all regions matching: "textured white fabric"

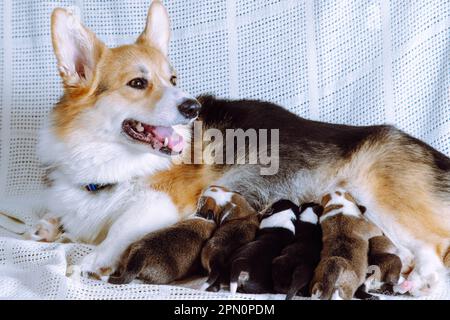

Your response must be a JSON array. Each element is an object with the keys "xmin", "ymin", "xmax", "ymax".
[{"xmin": 0, "ymin": 0, "xmax": 449, "ymax": 299}]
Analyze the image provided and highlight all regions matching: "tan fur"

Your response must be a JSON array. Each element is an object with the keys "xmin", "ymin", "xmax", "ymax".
[
  {"xmin": 331, "ymin": 131, "xmax": 450, "ymax": 266},
  {"xmin": 53, "ymin": 44, "xmax": 171, "ymax": 138},
  {"xmin": 149, "ymin": 164, "xmax": 221, "ymax": 218},
  {"xmin": 343, "ymin": 192, "xmax": 356, "ymax": 203},
  {"xmin": 368, "ymin": 155, "xmax": 449, "ymax": 261},
  {"xmin": 444, "ymin": 249, "xmax": 450, "ymax": 268},
  {"xmin": 321, "ymin": 194, "xmax": 332, "ymax": 207},
  {"xmin": 322, "ymin": 204, "xmax": 343, "ymax": 215}
]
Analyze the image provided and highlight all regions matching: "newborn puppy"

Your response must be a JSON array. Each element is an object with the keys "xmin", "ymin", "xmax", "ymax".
[
  {"xmin": 363, "ymin": 235, "xmax": 403, "ymax": 294},
  {"xmin": 310, "ymin": 190, "xmax": 382, "ymax": 300},
  {"xmin": 229, "ymin": 200, "xmax": 297, "ymax": 294},
  {"xmin": 199, "ymin": 186, "xmax": 259, "ymax": 291},
  {"xmin": 108, "ymin": 214, "xmax": 216, "ymax": 285},
  {"xmin": 272, "ymin": 203, "xmax": 323, "ymax": 299}
]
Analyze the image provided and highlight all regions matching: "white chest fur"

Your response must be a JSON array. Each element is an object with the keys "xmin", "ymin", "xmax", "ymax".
[{"xmin": 46, "ymin": 173, "xmax": 179, "ymax": 244}]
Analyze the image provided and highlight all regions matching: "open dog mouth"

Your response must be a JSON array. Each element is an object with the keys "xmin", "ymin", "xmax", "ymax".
[{"xmin": 122, "ymin": 119, "xmax": 184, "ymax": 155}]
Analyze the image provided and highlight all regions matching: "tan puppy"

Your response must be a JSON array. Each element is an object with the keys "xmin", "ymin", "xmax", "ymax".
[
  {"xmin": 108, "ymin": 215, "xmax": 216, "ymax": 285},
  {"xmin": 311, "ymin": 190, "xmax": 382, "ymax": 300},
  {"xmin": 198, "ymin": 186, "xmax": 260, "ymax": 291},
  {"xmin": 364, "ymin": 235, "xmax": 403, "ymax": 294}
]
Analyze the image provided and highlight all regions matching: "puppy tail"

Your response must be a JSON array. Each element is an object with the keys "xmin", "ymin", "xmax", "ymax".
[
  {"xmin": 200, "ymin": 269, "xmax": 221, "ymax": 292},
  {"xmin": 201, "ymin": 259, "xmax": 224, "ymax": 292},
  {"xmin": 229, "ymin": 258, "xmax": 250, "ymax": 294},
  {"xmin": 108, "ymin": 248, "xmax": 145, "ymax": 285},
  {"xmin": 285, "ymin": 264, "xmax": 314, "ymax": 300},
  {"xmin": 311, "ymin": 258, "xmax": 346, "ymax": 300}
]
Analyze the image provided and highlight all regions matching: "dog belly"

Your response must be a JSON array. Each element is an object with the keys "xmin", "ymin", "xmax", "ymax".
[{"xmin": 224, "ymin": 141, "xmax": 449, "ymax": 258}]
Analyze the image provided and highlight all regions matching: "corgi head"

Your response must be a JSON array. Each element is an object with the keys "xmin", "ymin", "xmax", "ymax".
[{"xmin": 43, "ymin": 1, "xmax": 199, "ymax": 182}]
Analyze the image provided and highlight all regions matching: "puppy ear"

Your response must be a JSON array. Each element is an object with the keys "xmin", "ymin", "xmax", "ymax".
[
  {"xmin": 358, "ymin": 205, "xmax": 367, "ymax": 214},
  {"xmin": 51, "ymin": 8, "xmax": 105, "ymax": 87},
  {"xmin": 137, "ymin": 1, "xmax": 171, "ymax": 55},
  {"xmin": 259, "ymin": 206, "xmax": 274, "ymax": 219},
  {"xmin": 321, "ymin": 194, "xmax": 331, "ymax": 207},
  {"xmin": 218, "ymin": 202, "xmax": 235, "ymax": 224},
  {"xmin": 312, "ymin": 205, "xmax": 324, "ymax": 217}
]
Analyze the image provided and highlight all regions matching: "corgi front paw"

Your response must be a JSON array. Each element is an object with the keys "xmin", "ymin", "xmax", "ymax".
[
  {"xmin": 25, "ymin": 217, "xmax": 61, "ymax": 242},
  {"xmin": 77, "ymin": 251, "xmax": 116, "ymax": 281}
]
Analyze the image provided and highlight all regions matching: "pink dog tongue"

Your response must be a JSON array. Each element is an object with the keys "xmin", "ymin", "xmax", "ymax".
[{"xmin": 152, "ymin": 126, "xmax": 184, "ymax": 153}]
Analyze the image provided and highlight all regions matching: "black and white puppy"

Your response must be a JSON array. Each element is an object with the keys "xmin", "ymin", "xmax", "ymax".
[
  {"xmin": 229, "ymin": 200, "xmax": 297, "ymax": 294},
  {"xmin": 272, "ymin": 203, "xmax": 323, "ymax": 299}
]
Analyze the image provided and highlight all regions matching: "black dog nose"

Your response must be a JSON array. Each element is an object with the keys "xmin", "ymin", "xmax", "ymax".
[{"xmin": 177, "ymin": 99, "xmax": 201, "ymax": 119}]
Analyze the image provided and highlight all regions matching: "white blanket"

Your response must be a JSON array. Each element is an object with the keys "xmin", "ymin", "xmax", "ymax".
[{"xmin": 0, "ymin": 0, "xmax": 449, "ymax": 299}]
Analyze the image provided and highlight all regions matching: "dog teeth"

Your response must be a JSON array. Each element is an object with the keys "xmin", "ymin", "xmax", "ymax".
[
  {"xmin": 163, "ymin": 137, "xmax": 169, "ymax": 147},
  {"xmin": 135, "ymin": 122, "xmax": 144, "ymax": 133}
]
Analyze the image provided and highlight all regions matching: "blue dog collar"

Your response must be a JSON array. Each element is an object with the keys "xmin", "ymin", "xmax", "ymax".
[{"xmin": 84, "ymin": 183, "xmax": 113, "ymax": 192}]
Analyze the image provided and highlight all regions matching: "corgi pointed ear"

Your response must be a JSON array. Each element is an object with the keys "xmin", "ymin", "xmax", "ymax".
[
  {"xmin": 137, "ymin": 1, "xmax": 171, "ymax": 55},
  {"xmin": 51, "ymin": 8, "xmax": 105, "ymax": 87}
]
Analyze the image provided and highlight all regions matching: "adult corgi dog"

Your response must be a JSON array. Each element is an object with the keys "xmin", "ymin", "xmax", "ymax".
[
  {"xmin": 31, "ymin": 1, "xmax": 449, "ymax": 296},
  {"xmin": 29, "ymin": 1, "xmax": 202, "ymax": 275}
]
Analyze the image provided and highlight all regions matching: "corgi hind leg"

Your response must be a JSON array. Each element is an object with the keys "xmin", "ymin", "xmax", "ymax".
[{"xmin": 358, "ymin": 160, "xmax": 450, "ymax": 296}]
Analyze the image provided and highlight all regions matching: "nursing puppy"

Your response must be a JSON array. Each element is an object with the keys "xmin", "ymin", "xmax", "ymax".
[
  {"xmin": 364, "ymin": 235, "xmax": 403, "ymax": 294},
  {"xmin": 311, "ymin": 191, "xmax": 382, "ymax": 300},
  {"xmin": 272, "ymin": 203, "xmax": 323, "ymax": 299},
  {"xmin": 199, "ymin": 186, "xmax": 259, "ymax": 291},
  {"xmin": 108, "ymin": 214, "xmax": 216, "ymax": 285},
  {"xmin": 229, "ymin": 200, "xmax": 297, "ymax": 294}
]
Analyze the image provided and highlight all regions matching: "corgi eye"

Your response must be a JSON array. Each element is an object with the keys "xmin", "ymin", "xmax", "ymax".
[
  {"xmin": 170, "ymin": 75, "xmax": 177, "ymax": 86},
  {"xmin": 127, "ymin": 78, "xmax": 148, "ymax": 90}
]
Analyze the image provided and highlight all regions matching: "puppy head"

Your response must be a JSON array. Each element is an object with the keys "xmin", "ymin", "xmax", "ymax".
[
  {"xmin": 196, "ymin": 186, "xmax": 255, "ymax": 225},
  {"xmin": 298, "ymin": 203, "xmax": 323, "ymax": 225},
  {"xmin": 46, "ymin": 2, "xmax": 198, "ymax": 173},
  {"xmin": 319, "ymin": 190, "xmax": 366, "ymax": 223},
  {"xmin": 259, "ymin": 199, "xmax": 297, "ymax": 234}
]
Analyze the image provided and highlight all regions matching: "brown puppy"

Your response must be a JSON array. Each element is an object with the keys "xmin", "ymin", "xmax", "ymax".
[
  {"xmin": 198, "ymin": 186, "xmax": 259, "ymax": 291},
  {"xmin": 311, "ymin": 190, "xmax": 382, "ymax": 300},
  {"xmin": 364, "ymin": 235, "xmax": 403, "ymax": 294},
  {"xmin": 108, "ymin": 215, "xmax": 216, "ymax": 285}
]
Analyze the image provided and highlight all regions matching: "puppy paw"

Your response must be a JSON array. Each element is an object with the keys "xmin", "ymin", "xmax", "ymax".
[
  {"xmin": 24, "ymin": 218, "xmax": 61, "ymax": 242},
  {"xmin": 393, "ymin": 279, "xmax": 413, "ymax": 294}
]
